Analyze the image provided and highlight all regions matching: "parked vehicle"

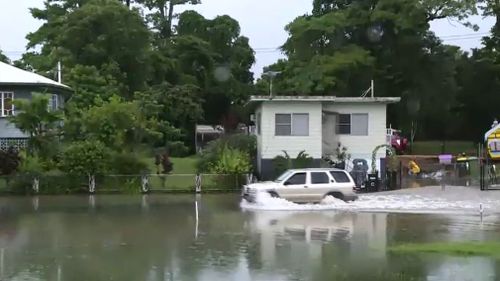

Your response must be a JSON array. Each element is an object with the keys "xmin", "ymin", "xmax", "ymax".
[{"xmin": 242, "ymin": 168, "xmax": 358, "ymax": 203}]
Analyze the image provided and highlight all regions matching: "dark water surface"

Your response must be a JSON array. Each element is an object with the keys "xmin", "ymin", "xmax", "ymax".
[{"xmin": 0, "ymin": 194, "xmax": 498, "ymax": 281}]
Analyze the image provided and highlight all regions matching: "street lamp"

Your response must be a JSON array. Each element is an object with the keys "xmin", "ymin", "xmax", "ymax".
[{"xmin": 263, "ymin": 71, "xmax": 281, "ymax": 97}]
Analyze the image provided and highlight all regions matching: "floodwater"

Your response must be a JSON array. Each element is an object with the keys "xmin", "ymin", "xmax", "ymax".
[{"xmin": 0, "ymin": 188, "xmax": 499, "ymax": 281}]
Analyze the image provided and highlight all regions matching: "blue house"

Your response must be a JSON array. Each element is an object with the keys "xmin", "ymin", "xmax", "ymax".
[{"xmin": 0, "ymin": 62, "xmax": 71, "ymax": 150}]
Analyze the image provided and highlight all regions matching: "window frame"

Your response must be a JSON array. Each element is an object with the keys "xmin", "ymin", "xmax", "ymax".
[
  {"xmin": 337, "ymin": 114, "xmax": 351, "ymax": 135},
  {"xmin": 0, "ymin": 92, "xmax": 15, "ymax": 117},
  {"xmin": 336, "ymin": 113, "xmax": 369, "ymax": 136},
  {"xmin": 284, "ymin": 172, "xmax": 307, "ymax": 185},
  {"xmin": 310, "ymin": 172, "xmax": 331, "ymax": 184},
  {"xmin": 329, "ymin": 171, "xmax": 351, "ymax": 183},
  {"xmin": 275, "ymin": 113, "xmax": 310, "ymax": 136}
]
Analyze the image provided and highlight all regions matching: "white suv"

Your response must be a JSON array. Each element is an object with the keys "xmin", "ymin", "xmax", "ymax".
[{"xmin": 243, "ymin": 168, "xmax": 358, "ymax": 203}]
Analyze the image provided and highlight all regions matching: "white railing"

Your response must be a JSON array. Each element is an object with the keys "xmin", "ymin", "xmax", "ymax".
[{"xmin": 0, "ymin": 138, "xmax": 28, "ymax": 151}]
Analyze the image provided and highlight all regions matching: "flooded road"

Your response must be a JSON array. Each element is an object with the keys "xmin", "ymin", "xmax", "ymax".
[{"xmin": 0, "ymin": 190, "xmax": 498, "ymax": 280}]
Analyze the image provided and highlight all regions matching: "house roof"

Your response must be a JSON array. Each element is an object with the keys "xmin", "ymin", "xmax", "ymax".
[
  {"xmin": 249, "ymin": 95, "xmax": 401, "ymax": 104},
  {"xmin": 0, "ymin": 61, "xmax": 70, "ymax": 90},
  {"xmin": 196, "ymin": 125, "xmax": 224, "ymax": 135}
]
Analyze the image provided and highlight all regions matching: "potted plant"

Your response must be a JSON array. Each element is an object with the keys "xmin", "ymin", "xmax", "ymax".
[{"xmin": 334, "ymin": 143, "xmax": 351, "ymax": 170}]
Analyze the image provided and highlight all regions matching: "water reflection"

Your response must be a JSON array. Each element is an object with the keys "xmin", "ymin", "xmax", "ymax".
[{"xmin": 0, "ymin": 195, "xmax": 497, "ymax": 280}]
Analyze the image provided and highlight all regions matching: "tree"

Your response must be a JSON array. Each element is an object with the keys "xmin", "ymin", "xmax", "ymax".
[
  {"xmin": 136, "ymin": 0, "xmax": 201, "ymax": 39},
  {"xmin": 9, "ymin": 94, "xmax": 62, "ymax": 156},
  {"xmin": 77, "ymin": 96, "xmax": 163, "ymax": 151},
  {"xmin": 26, "ymin": 0, "xmax": 151, "ymax": 98},
  {"xmin": 262, "ymin": 0, "xmax": 477, "ymax": 140},
  {"xmin": 0, "ymin": 49, "xmax": 10, "ymax": 64}
]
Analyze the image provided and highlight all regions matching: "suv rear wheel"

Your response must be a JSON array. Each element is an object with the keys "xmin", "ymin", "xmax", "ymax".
[{"xmin": 324, "ymin": 192, "xmax": 344, "ymax": 201}]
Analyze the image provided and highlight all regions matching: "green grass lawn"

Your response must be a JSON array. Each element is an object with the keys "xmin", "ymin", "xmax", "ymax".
[
  {"xmin": 389, "ymin": 242, "xmax": 500, "ymax": 258},
  {"xmin": 410, "ymin": 141, "xmax": 477, "ymax": 155},
  {"xmin": 142, "ymin": 154, "xmax": 198, "ymax": 175}
]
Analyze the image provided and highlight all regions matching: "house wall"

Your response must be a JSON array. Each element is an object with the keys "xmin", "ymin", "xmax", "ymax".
[
  {"xmin": 322, "ymin": 103, "xmax": 388, "ymax": 171},
  {"xmin": 0, "ymin": 86, "xmax": 65, "ymax": 140},
  {"xmin": 0, "ymin": 87, "xmax": 31, "ymax": 139},
  {"xmin": 257, "ymin": 101, "xmax": 323, "ymax": 179}
]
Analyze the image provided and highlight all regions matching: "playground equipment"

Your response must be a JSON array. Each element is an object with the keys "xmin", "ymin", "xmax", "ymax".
[{"xmin": 480, "ymin": 120, "xmax": 500, "ymax": 190}]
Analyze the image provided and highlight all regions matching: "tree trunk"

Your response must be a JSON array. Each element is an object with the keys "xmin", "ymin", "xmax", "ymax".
[{"xmin": 166, "ymin": 1, "xmax": 175, "ymax": 38}]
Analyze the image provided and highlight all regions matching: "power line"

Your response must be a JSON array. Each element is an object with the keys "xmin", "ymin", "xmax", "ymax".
[{"xmin": 1, "ymin": 32, "xmax": 490, "ymax": 56}]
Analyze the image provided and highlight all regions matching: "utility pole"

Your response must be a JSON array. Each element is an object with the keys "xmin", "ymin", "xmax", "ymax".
[
  {"xmin": 361, "ymin": 79, "xmax": 375, "ymax": 98},
  {"xmin": 57, "ymin": 61, "xmax": 62, "ymax": 83},
  {"xmin": 263, "ymin": 71, "xmax": 281, "ymax": 97},
  {"xmin": 371, "ymin": 79, "xmax": 375, "ymax": 98}
]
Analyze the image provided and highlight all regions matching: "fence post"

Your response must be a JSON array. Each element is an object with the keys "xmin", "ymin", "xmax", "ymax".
[
  {"xmin": 88, "ymin": 174, "xmax": 96, "ymax": 194},
  {"xmin": 195, "ymin": 174, "xmax": 202, "ymax": 193},
  {"xmin": 32, "ymin": 177, "xmax": 39, "ymax": 194},
  {"xmin": 141, "ymin": 174, "xmax": 150, "ymax": 193}
]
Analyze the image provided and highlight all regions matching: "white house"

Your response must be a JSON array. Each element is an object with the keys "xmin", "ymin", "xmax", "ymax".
[
  {"xmin": 0, "ymin": 62, "xmax": 70, "ymax": 150},
  {"xmin": 249, "ymin": 96, "xmax": 401, "ymax": 179}
]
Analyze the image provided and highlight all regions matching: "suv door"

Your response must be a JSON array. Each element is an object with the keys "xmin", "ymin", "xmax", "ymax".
[
  {"xmin": 280, "ymin": 172, "xmax": 308, "ymax": 201},
  {"xmin": 309, "ymin": 172, "xmax": 333, "ymax": 201}
]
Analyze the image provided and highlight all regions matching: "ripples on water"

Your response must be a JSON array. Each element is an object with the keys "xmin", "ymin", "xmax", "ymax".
[
  {"xmin": 241, "ymin": 186, "xmax": 500, "ymax": 215},
  {"xmin": 0, "ymin": 191, "xmax": 499, "ymax": 281}
]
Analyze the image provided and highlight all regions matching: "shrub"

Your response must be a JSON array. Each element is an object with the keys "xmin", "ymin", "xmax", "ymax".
[
  {"xmin": 209, "ymin": 146, "xmax": 252, "ymax": 174},
  {"xmin": 167, "ymin": 141, "xmax": 190, "ymax": 157},
  {"xmin": 59, "ymin": 140, "xmax": 110, "ymax": 176},
  {"xmin": 109, "ymin": 153, "xmax": 149, "ymax": 175},
  {"xmin": 0, "ymin": 147, "xmax": 21, "ymax": 175},
  {"xmin": 197, "ymin": 134, "xmax": 256, "ymax": 173},
  {"xmin": 18, "ymin": 152, "xmax": 44, "ymax": 176},
  {"xmin": 272, "ymin": 150, "xmax": 314, "ymax": 177}
]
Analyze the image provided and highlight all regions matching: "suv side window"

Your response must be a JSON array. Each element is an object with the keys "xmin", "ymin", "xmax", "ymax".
[
  {"xmin": 330, "ymin": 171, "xmax": 351, "ymax": 183},
  {"xmin": 285, "ymin": 173, "xmax": 306, "ymax": 185},
  {"xmin": 311, "ymin": 172, "xmax": 330, "ymax": 184}
]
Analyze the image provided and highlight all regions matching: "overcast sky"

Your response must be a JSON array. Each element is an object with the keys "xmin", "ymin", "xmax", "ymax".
[{"xmin": 0, "ymin": 0, "xmax": 495, "ymax": 78}]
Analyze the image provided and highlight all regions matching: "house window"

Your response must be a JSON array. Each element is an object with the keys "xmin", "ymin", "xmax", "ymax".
[
  {"xmin": 336, "ymin": 113, "xmax": 369, "ymax": 136},
  {"xmin": 51, "ymin": 94, "xmax": 58, "ymax": 111},
  {"xmin": 337, "ymin": 114, "xmax": 351, "ymax": 134},
  {"xmin": 0, "ymin": 92, "xmax": 14, "ymax": 117},
  {"xmin": 46, "ymin": 94, "xmax": 59, "ymax": 112},
  {"xmin": 275, "ymin": 113, "xmax": 309, "ymax": 136}
]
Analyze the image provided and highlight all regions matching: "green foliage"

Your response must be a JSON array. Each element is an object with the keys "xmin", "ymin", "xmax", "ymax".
[
  {"xmin": 18, "ymin": 152, "xmax": 45, "ymax": 176},
  {"xmin": 77, "ymin": 96, "xmax": 163, "ymax": 150},
  {"xmin": 108, "ymin": 153, "xmax": 149, "ymax": 175},
  {"xmin": 0, "ymin": 148, "xmax": 21, "ymax": 175},
  {"xmin": 334, "ymin": 143, "xmax": 351, "ymax": 163},
  {"xmin": 260, "ymin": 0, "xmax": 486, "ymax": 141},
  {"xmin": 209, "ymin": 146, "xmax": 251, "ymax": 174},
  {"xmin": 0, "ymin": 49, "xmax": 10, "ymax": 64},
  {"xmin": 272, "ymin": 150, "xmax": 314, "ymax": 177},
  {"xmin": 197, "ymin": 134, "xmax": 256, "ymax": 172},
  {"xmin": 59, "ymin": 140, "xmax": 110, "ymax": 175},
  {"xmin": 9, "ymin": 94, "xmax": 62, "ymax": 156}
]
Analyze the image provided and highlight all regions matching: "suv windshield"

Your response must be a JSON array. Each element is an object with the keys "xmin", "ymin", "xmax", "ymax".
[{"xmin": 275, "ymin": 170, "xmax": 293, "ymax": 182}]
